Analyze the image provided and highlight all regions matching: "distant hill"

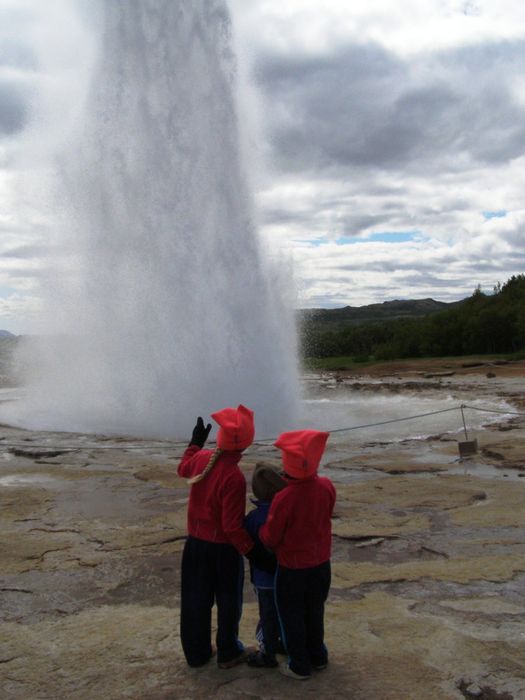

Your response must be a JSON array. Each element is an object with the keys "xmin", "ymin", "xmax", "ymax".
[
  {"xmin": 300, "ymin": 276, "xmax": 525, "ymax": 360},
  {"xmin": 0, "ymin": 330, "xmax": 15, "ymax": 338},
  {"xmin": 299, "ymin": 298, "xmax": 461, "ymax": 327}
]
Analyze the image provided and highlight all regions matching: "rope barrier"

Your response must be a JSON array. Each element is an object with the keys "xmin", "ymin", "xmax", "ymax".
[
  {"xmin": 462, "ymin": 404, "xmax": 525, "ymax": 416},
  {"xmin": 253, "ymin": 403, "xmax": 525, "ymax": 445},
  {"xmin": 0, "ymin": 402, "xmax": 523, "ymax": 453},
  {"xmin": 322, "ymin": 406, "xmax": 461, "ymax": 433}
]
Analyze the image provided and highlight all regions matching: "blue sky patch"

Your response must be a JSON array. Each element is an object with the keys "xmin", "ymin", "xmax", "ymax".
[
  {"xmin": 483, "ymin": 210, "xmax": 507, "ymax": 220},
  {"xmin": 368, "ymin": 231, "xmax": 420, "ymax": 243},
  {"xmin": 334, "ymin": 230, "xmax": 421, "ymax": 245},
  {"xmin": 0, "ymin": 285, "xmax": 18, "ymax": 297}
]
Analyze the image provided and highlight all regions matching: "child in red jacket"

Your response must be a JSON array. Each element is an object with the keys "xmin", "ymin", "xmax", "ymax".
[
  {"xmin": 178, "ymin": 404, "xmax": 268, "ymax": 669},
  {"xmin": 259, "ymin": 430, "xmax": 335, "ymax": 680}
]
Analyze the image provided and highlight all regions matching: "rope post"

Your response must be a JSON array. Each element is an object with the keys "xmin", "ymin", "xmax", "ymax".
[
  {"xmin": 458, "ymin": 404, "xmax": 478, "ymax": 459},
  {"xmin": 460, "ymin": 404, "xmax": 469, "ymax": 440}
]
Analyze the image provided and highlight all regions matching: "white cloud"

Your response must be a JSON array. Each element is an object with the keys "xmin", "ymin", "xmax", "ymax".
[
  {"xmin": 228, "ymin": 1, "xmax": 525, "ymax": 308},
  {"xmin": 287, "ymin": 229, "xmax": 522, "ymax": 308},
  {"xmin": 1, "ymin": 0, "xmax": 525, "ymax": 333},
  {"xmin": 231, "ymin": 0, "xmax": 525, "ymax": 56}
]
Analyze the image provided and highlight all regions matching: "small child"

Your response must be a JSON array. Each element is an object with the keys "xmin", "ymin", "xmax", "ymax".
[
  {"xmin": 243, "ymin": 463, "xmax": 287, "ymax": 668},
  {"xmin": 259, "ymin": 430, "xmax": 336, "ymax": 680},
  {"xmin": 177, "ymin": 404, "xmax": 268, "ymax": 669}
]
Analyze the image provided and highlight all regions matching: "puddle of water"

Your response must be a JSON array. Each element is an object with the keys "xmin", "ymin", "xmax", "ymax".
[
  {"xmin": 447, "ymin": 461, "xmax": 525, "ymax": 482},
  {"xmin": 0, "ymin": 474, "xmax": 65, "ymax": 488},
  {"xmin": 322, "ymin": 466, "xmax": 389, "ymax": 484}
]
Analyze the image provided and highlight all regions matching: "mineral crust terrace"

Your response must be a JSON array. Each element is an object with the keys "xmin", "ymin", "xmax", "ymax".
[{"xmin": 1, "ymin": 362, "xmax": 525, "ymax": 700}]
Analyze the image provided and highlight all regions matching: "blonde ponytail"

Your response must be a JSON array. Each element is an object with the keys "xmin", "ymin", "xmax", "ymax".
[{"xmin": 187, "ymin": 448, "xmax": 224, "ymax": 485}]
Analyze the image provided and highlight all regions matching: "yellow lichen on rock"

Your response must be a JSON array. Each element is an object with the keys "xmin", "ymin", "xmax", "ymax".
[
  {"xmin": 322, "ymin": 592, "xmax": 525, "ymax": 700},
  {"xmin": 1, "ymin": 604, "xmax": 180, "ymax": 699},
  {"xmin": 337, "ymin": 475, "xmax": 487, "ymax": 510},
  {"xmin": 332, "ymin": 510, "xmax": 430, "ymax": 537},
  {"xmin": 332, "ymin": 554, "xmax": 525, "ymax": 589},
  {"xmin": 450, "ymin": 480, "xmax": 525, "ymax": 527}
]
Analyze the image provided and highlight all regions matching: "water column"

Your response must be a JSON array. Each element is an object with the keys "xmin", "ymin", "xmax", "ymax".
[{"xmin": 14, "ymin": 0, "xmax": 299, "ymax": 438}]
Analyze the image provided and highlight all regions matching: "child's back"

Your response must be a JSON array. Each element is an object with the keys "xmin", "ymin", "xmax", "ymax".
[
  {"xmin": 243, "ymin": 463, "xmax": 286, "ymax": 668},
  {"xmin": 259, "ymin": 430, "xmax": 335, "ymax": 680},
  {"xmin": 244, "ymin": 501, "xmax": 275, "ymax": 588},
  {"xmin": 261, "ymin": 474, "xmax": 335, "ymax": 569},
  {"xmin": 177, "ymin": 405, "xmax": 258, "ymax": 670}
]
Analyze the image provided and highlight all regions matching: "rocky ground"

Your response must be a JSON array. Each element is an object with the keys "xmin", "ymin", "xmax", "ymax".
[{"xmin": 1, "ymin": 359, "xmax": 525, "ymax": 699}]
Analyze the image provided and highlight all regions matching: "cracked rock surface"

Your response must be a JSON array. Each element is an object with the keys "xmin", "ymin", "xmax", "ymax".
[{"xmin": 1, "ymin": 362, "xmax": 525, "ymax": 699}]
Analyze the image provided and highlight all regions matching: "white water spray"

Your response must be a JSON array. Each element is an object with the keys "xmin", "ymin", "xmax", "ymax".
[{"xmin": 8, "ymin": 0, "xmax": 299, "ymax": 438}]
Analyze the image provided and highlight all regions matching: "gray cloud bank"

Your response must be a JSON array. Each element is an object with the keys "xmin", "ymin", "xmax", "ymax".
[
  {"xmin": 245, "ymin": 29, "xmax": 525, "ymax": 308},
  {"xmin": 255, "ymin": 39, "xmax": 525, "ymax": 175},
  {"xmin": 0, "ymin": 82, "xmax": 28, "ymax": 135},
  {"xmin": 0, "ymin": 34, "xmax": 35, "ymax": 136}
]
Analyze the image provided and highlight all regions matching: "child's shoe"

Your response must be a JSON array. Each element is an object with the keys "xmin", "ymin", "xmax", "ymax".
[
  {"xmin": 279, "ymin": 662, "xmax": 310, "ymax": 680},
  {"xmin": 218, "ymin": 646, "xmax": 256, "ymax": 669},
  {"xmin": 246, "ymin": 651, "xmax": 278, "ymax": 668},
  {"xmin": 312, "ymin": 662, "xmax": 328, "ymax": 670}
]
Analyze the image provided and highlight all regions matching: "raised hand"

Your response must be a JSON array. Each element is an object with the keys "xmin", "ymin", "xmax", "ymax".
[{"xmin": 190, "ymin": 416, "xmax": 212, "ymax": 448}]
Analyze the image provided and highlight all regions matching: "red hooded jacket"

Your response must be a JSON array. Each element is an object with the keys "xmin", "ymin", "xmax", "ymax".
[
  {"xmin": 177, "ymin": 445, "xmax": 253, "ymax": 554},
  {"xmin": 259, "ymin": 474, "xmax": 336, "ymax": 569}
]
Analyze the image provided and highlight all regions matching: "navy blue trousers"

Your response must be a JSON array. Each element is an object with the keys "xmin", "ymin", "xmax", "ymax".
[
  {"xmin": 180, "ymin": 536, "xmax": 244, "ymax": 667},
  {"xmin": 275, "ymin": 561, "xmax": 331, "ymax": 677},
  {"xmin": 255, "ymin": 588, "xmax": 281, "ymax": 657}
]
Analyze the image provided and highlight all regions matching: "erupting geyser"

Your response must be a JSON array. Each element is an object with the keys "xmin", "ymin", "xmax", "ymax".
[{"xmin": 9, "ymin": 0, "xmax": 299, "ymax": 438}]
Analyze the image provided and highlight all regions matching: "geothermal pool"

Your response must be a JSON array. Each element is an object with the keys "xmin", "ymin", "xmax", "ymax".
[
  {"xmin": 0, "ymin": 383, "xmax": 514, "ymax": 445},
  {"xmin": 299, "ymin": 391, "xmax": 514, "ymax": 444}
]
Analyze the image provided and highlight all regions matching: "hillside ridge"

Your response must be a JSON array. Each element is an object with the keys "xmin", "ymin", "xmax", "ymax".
[{"xmin": 300, "ymin": 297, "xmax": 460, "ymax": 325}]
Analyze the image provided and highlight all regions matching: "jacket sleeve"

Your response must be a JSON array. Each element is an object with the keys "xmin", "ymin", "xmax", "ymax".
[
  {"xmin": 244, "ymin": 510, "xmax": 258, "ymax": 540},
  {"xmin": 177, "ymin": 445, "xmax": 209, "ymax": 479},
  {"xmin": 220, "ymin": 473, "xmax": 253, "ymax": 555},
  {"xmin": 259, "ymin": 494, "xmax": 287, "ymax": 550},
  {"xmin": 328, "ymin": 480, "xmax": 336, "ymax": 514}
]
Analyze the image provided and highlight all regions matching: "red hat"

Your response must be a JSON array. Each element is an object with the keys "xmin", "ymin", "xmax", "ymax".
[
  {"xmin": 211, "ymin": 404, "xmax": 255, "ymax": 451},
  {"xmin": 274, "ymin": 430, "xmax": 329, "ymax": 479}
]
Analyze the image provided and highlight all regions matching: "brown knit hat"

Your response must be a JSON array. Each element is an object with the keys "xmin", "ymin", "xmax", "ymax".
[{"xmin": 252, "ymin": 462, "xmax": 287, "ymax": 502}]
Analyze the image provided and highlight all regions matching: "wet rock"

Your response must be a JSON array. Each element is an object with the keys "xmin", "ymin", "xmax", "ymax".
[
  {"xmin": 8, "ymin": 447, "xmax": 73, "ymax": 459},
  {"xmin": 355, "ymin": 537, "xmax": 385, "ymax": 548},
  {"xmin": 457, "ymin": 679, "xmax": 515, "ymax": 699},
  {"xmin": 451, "ymin": 479, "xmax": 525, "ymax": 527},
  {"xmin": 482, "ymin": 448, "xmax": 505, "ymax": 460},
  {"xmin": 424, "ymin": 371, "xmax": 456, "ymax": 378}
]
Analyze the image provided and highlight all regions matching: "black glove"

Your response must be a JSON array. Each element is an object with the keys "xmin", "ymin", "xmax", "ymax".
[
  {"xmin": 245, "ymin": 542, "xmax": 276, "ymax": 574},
  {"xmin": 189, "ymin": 416, "xmax": 212, "ymax": 448}
]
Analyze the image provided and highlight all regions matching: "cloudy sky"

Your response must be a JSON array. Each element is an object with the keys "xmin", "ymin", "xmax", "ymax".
[{"xmin": 1, "ymin": 0, "xmax": 525, "ymax": 332}]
